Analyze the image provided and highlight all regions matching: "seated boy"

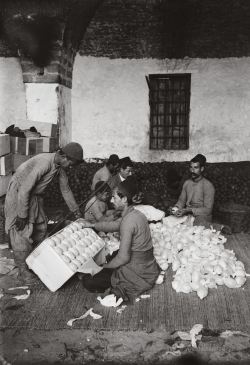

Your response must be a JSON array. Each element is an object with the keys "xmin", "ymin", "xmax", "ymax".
[{"xmin": 84, "ymin": 181, "xmax": 118, "ymax": 223}]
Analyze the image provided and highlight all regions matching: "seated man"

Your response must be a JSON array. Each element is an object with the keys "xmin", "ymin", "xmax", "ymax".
[
  {"xmin": 171, "ymin": 154, "xmax": 215, "ymax": 227},
  {"xmin": 109, "ymin": 156, "xmax": 133, "ymax": 190},
  {"xmin": 91, "ymin": 154, "xmax": 120, "ymax": 190},
  {"xmin": 85, "ymin": 181, "xmax": 118, "ymax": 223}
]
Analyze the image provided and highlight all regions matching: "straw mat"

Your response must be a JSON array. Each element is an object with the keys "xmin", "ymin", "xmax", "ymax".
[{"xmin": 1, "ymin": 234, "xmax": 250, "ymax": 332}]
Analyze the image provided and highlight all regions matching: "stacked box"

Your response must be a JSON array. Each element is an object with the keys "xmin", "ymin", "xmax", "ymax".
[
  {"xmin": 0, "ymin": 134, "xmax": 10, "ymax": 156},
  {"xmin": 0, "ymin": 154, "xmax": 13, "ymax": 175},
  {"xmin": 0, "ymin": 174, "xmax": 12, "ymax": 197},
  {"xmin": 10, "ymin": 137, "xmax": 43, "ymax": 155},
  {"xmin": 26, "ymin": 220, "xmax": 105, "ymax": 292},
  {"xmin": 41, "ymin": 137, "xmax": 58, "ymax": 152}
]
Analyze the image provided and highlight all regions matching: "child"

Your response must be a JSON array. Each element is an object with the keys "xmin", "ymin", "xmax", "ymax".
[{"xmin": 84, "ymin": 181, "xmax": 117, "ymax": 223}]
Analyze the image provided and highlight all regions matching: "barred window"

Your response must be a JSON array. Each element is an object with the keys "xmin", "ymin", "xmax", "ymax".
[{"xmin": 147, "ymin": 73, "xmax": 191, "ymax": 150}]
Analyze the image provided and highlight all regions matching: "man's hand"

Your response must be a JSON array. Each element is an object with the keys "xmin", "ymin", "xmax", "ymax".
[
  {"xmin": 74, "ymin": 210, "xmax": 82, "ymax": 219},
  {"xmin": 175, "ymin": 209, "xmax": 185, "ymax": 217},
  {"xmin": 175, "ymin": 207, "xmax": 192, "ymax": 217},
  {"xmin": 77, "ymin": 218, "xmax": 94, "ymax": 228},
  {"xmin": 15, "ymin": 216, "xmax": 28, "ymax": 231}
]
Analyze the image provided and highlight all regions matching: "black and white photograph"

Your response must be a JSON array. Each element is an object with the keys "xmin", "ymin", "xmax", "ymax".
[{"xmin": 0, "ymin": 1, "xmax": 250, "ymax": 364}]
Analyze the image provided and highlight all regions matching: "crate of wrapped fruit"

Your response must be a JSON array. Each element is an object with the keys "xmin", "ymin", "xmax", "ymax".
[{"xmin": 26, "ymin": 219, "xmax": 105, "ymax": 292}]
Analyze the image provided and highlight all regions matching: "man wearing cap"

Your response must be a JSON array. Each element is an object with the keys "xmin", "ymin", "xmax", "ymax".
[
  {"xmin": 109, "ymin": 156, "xmax": 133, "ymax": 190},
  {"xmin": 91, "ymin": 154, "xmax": 120, "ymax": 191},
  {"xmin": 4, "ymin": 142, "xmax": 84, "ymax": 284},
  {"xmin": 170, "ymin": 154, "xmax": 215, "ymax": 227}
]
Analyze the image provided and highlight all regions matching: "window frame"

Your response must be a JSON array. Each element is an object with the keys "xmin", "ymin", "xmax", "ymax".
[{"xmin": 147, "ymin": 73, "xmax": 191, "ymax": 151}]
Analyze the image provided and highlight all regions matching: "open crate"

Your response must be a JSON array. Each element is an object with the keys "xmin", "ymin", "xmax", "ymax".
[{"xmin": 26, "ymin": 219, "xmax": 105, "ymax": 292}]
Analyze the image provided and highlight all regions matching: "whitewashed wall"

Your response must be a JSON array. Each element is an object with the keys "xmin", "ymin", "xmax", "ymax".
[
  {"xmin": 0, "ymin": 58, "xmax": 26, "ymax": 132},
  {"xmin": 72, "ymin": 56, "xmax": 250, "ymax": 162}
]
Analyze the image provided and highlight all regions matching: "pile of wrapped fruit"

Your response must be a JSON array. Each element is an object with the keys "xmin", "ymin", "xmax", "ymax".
[
  {"xmin": 99, "ymin": 222, "xmax": 247, "ymax": 299},
  {"xmin": 45, "ymin": 220, "xmax": 104, "ymax": 271}
]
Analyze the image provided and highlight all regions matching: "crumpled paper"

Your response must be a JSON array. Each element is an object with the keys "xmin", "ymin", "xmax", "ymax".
[
  {"xmin": 220, "ymin": 330, "xmax": 250, "ymax": 338},
  {"xmin": 13, "ymin": 290, "xmax": 31, "ymax": 300},
  {"xmin": 67, "ymin": 308, "xmax": 102, "ymax": 326},
  {"xmin": 97, "ymin": 294, "xmax": 123, "ymax": 307},
  {"xmin": 8, "ymin": 286, "xmax": 29, "ymax": 291},
  {"xmin": 155, "ymin": 273, "xmax": 165, "ymax": 285},
  {"xmin": 134, "ymin": 205, "xmax": 165, "ymax": 221},
  {"xmin": 140, "ymin": 294, "xmax": 151, "ymax": 299},
  {"xmin": 0, "ymin": 257, "xmax": 15, "ymax": 274},
  {"xmin": 175, "ymin": 324, "xmax": 203, "ymax": 348},
  {"xmin": 116, "ymin": 305, "xmax": 127, "ymax": 314},
  {"xmin": 161, "ymin": 350, "xmax": 182, "ymax": 358}
]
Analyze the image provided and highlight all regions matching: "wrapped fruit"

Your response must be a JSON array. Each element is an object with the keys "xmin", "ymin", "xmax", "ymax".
[
  {"xmin": 46, "ymin": 220, "xmax": 105, "ymax": 273},
  {"xmin": 149, "ymin": 221, "xmax": 247, "ymax": 299}
]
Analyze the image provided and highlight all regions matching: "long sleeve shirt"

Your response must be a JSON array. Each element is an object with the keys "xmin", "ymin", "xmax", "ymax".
[
  {"xmin": 175, "ymin": 177, "xmax": 215, "ymax": 217},
  {"xmin": 12, "ymin": 153, "xmax": 79, "ymax": 218},
  {"xmin": 91, "ymin": 165, "xmax": 111, "ymax": 190}
]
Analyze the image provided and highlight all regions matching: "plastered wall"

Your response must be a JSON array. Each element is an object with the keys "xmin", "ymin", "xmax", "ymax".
[
  {"xmin": 0, "ymin": 58, "xmax": 26, "ymax": 132},
  {"xmin": 72, "ymin": 56, "xmax": 250, "ymax": 162}
]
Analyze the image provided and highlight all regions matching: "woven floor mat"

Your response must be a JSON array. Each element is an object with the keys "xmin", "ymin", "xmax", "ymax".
[{"xmin": 1, "ymin": 234, "xmax": 250, "ymax": 332}]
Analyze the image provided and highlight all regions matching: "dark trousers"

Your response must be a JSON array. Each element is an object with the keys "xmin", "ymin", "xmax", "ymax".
[{"xmin": 81, "ymin": 268, "xmax": 113, "ymax": 293}]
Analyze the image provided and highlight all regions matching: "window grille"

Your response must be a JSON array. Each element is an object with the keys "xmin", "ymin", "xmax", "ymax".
[{"xmin": 147, "ymin": 73, "xmax": 191, "ymax": 150}]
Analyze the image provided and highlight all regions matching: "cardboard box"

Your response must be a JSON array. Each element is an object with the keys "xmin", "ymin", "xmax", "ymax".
[
  {"xmin": 26, "ymin": 223, "xmax": 105, "ymax": 292},
  {"xmin": 0, "ymin": 134, "xmax": 10, "ymax": 157},
  {"xmin": 41, "ymin": 137, "xmax": 58, "ymax": 152},
  {"xmin": 0, "ymin": 174, "xmax": 12, "ymax": 197},
  {"xmin": 12, "ymin": 154, "xmax": 31, "ymax": 171},
  {"xmin": 10, "ymin": 137, "xmax": 43, "ymax": 155},
  {"xmin": 0, "ymin": 154, "xmax": 13, "ymax": 175}
]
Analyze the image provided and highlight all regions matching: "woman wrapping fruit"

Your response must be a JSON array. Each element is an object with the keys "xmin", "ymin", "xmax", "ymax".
[{"xmin": 81, "ymin": 178, "xmax": 160, "ymax": 303}]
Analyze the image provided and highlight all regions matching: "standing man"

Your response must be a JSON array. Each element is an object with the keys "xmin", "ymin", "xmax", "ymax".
[
  {"xmin": 5, "ymin": 142, "xmax": 84, "ymax": 283},
  {"xmin": 91, "ymin": 154, "xmax": 120, "ymax": 190},
  {"xmin": 171, "ymin": 154, "xmax": 215, "ymax": 227}
]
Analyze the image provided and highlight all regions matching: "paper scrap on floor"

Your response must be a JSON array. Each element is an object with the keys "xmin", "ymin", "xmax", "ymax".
[
  {"xmin": 140, "ymin": 294, "xmax": 150, "ymax": 299},
  {"xmin": 67, "ymin": 308, "xmax": 102, "ymax": 326},
  {"xmin": 97, "ymin": 294, "xmax": 123, "ymax": 307},
  {"xmin": 116, "ymin": 305, "xmax": 127, "ymax": 314},
  {"xmin": 13, "ymin": 289, "xmax": 31, "ymax": 300},
  {"xmin": 8, "ymin": 286, "xmax": 29, "ymax": 291},
  {"xmin": 175, "ymin": 324, "xmax": 203, "ymax": 348}
]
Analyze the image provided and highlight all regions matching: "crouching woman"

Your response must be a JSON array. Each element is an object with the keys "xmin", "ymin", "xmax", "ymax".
[{"xmin": 82, "ymin": 179, "xmax": 160, "ymax": 303}]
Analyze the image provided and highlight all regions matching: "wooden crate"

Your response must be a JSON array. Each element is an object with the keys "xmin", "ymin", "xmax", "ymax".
[
  {"xmin": 0, "ymin": 154, "xmax": 13, "ymax": 175},
  {"xmin": 40, "ymin": 137, "xmax": 58, "ymax": 152},
  {"xmin": 0, "ymin": 134, "xmax": 10, "ymax": 157},
  {"xmin": 10, "ymin": 137, "xmax": 43, "ymax": 155},
  {"xmin": 26, "ymin": 221, "xmax": 105, "ymax": 292}
]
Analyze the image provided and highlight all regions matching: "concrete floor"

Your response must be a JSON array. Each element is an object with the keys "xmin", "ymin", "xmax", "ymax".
[{"xmin": 2, "ymin": 327, "xmax": 250, "ymax": 364}]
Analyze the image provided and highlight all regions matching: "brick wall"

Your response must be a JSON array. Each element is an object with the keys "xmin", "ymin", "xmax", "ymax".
[
  {"xmin": 20, "ymin": 46, "xmax": 75, "ymax": 88},
  {"xmin": 80, "ymin": 0, "xmax": 250, "ymax": 59},
  {"xmin": 2, "ymin": 0, "xmax": 250, "ymax": 60}
]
